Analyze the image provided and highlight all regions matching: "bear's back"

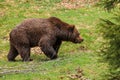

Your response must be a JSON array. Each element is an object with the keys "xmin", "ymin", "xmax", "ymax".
[{"xmin": 17, "ymin": 18, "xmax": 51, "ymax": 29}]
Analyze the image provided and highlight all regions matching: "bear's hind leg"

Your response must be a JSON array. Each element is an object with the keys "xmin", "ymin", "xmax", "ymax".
[
  {"xmin": 16, "ymin": 46, "xmax": 32, "ymax": 61},
  {"xmin": 7, "ymin": 44, "xmax": 19, "ymax": 61}
]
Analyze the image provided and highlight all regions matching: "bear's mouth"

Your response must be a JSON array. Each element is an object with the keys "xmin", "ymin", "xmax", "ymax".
[{"xmin": 73, "ymin": 38, "xmax": 84, "ymax": 43}]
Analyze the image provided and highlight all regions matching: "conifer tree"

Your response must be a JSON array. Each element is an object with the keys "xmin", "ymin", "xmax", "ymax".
[{"xmin": 99, "ymin": 0, "xmax": 120, "ymax": 79}]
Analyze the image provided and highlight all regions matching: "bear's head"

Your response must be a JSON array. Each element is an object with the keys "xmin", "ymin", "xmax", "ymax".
[
  {"xmin": 48, "ymin": 17, "xmax": 84, "ymax": 43},
  {"xmin": 67, "ymin": 25, "xmax": 84, "ymax": 43}
]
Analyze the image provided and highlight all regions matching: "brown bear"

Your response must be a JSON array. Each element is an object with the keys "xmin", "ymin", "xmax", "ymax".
[{"xmin": 7, "ymin": 17, "xmax": 84, "ymax": 61}]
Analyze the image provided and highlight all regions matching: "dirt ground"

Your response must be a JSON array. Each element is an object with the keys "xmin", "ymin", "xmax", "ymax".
[{"xmin": 58, "ymin": 0, "xmax": 99, "ymax": 9}]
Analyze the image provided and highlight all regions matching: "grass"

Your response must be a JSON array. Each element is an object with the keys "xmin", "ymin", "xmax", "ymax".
[
  {"xmin": 0, "ymin": 52, "xmax": 105, "ymax": 80},
  {"xmin": 0, "ymin": 0, "xmax": 111, "ymax": 80}
]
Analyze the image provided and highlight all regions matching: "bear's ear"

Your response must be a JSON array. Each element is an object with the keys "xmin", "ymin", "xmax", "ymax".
[{"xmin": 68, "ymin": 25, "xmax": 75, "ymax": 32}]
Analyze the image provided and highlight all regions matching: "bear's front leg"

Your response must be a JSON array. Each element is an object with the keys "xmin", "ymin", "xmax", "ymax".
[
  {"xmin": 40, "ymin": 44, "xmax": 57, "ymax": 59},
  {"xmin": 53, "ymin": 40, "xmax": 62, "ymax": 54},
  {"xmin": 39, "ymin": 38, "xmax": 57, "ymax": 60}
]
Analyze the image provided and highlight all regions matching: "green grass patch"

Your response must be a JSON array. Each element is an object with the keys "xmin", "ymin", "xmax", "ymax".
[{"xmin": 0, "ymin": 52, "xmax": 107, "ymax": 80}]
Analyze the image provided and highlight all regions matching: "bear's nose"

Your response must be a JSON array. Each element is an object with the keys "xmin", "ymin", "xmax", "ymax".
[
  {"xmin": 79, "ymin": 35, "xmax": 84, "ymax": 42},
  {"xmin": 81, "ymin": 39, "xmax": 84, "ymax": 42}
]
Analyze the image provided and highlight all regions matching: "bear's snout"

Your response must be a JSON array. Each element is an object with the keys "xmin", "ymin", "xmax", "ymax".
[
  {"xmin": 74, "ymin": 35, "xmax": 84, "ymax": 43},
  {"xmin": 79, "ymin": 35, "xmax": 84, "ymax": 42}
]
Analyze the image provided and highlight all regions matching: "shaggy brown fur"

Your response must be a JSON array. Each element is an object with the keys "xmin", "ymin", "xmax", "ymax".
[{"xmin": 7, "ymin": 17, "xmax": 84, "ymax": 61}]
